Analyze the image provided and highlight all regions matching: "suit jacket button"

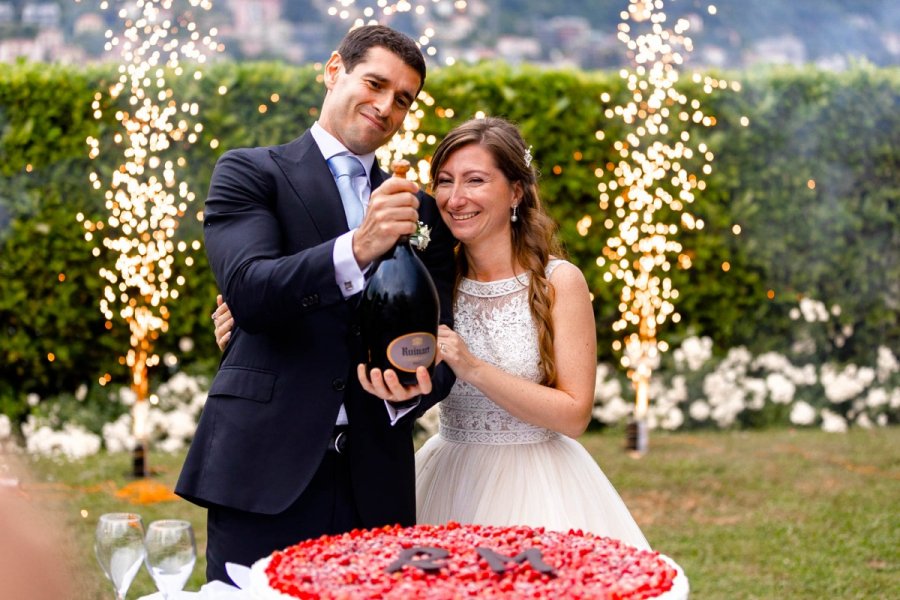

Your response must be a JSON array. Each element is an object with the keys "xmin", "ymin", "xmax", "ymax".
[
  {"xmin": 352, "ymin": 325, "xmax": 361, "ymax": 336},
  {"xmin": 332, "ymin": 378, "xmax": 345, "ymax": 391}
]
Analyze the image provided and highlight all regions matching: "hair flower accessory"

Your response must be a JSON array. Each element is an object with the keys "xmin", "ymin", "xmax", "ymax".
[
  {"xmin": 524, "ymin": 145, "xmax": 534, "ymax": 168},
  {"xmin": 410, "ymin": 221, "xmax": 431, "ymax": 251}
]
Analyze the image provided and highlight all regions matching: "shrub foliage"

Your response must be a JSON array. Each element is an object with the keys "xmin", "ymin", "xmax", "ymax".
[{"xmin": 0, "ymin": 60, "xmax": 897, "ymax": 419}]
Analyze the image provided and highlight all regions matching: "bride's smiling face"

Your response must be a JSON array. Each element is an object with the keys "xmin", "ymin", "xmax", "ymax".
[{"xmin": 433, "ymin": 143, "xmax": 522, "ymax": 247}]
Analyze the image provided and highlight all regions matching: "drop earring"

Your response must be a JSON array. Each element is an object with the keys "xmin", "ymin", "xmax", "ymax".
[{"xmin": 511, "ymin": 205, "xmax": 519, "ymax": 223}]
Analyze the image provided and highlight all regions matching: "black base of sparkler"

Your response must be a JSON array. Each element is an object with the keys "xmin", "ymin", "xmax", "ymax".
[
  {"xmin": 625, "ymin": 417, "xmax": 648, "ymax": 457},
  {"xmin": 131, "ymin": 441, "xmax": 148, "ymax": 478}
]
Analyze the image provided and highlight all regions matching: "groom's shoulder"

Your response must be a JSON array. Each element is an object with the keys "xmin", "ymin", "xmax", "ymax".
[
  {"xmin": 214, "ymin": 144, "xmax": 270, "ymax": 168},
  {"xmin": 217, "ymin": 130, "xmax": 314, "ymax": 164}
]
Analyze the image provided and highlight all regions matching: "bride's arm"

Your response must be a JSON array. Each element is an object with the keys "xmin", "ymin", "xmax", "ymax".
[{"xmin": 437, "ymin": 262, "xmax": 596, "ymax": 438}]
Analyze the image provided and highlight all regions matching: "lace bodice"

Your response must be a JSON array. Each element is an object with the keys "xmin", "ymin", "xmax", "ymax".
[{"xmin": 439, "ymin": 260, "xmax": 566, "ymax": 445}]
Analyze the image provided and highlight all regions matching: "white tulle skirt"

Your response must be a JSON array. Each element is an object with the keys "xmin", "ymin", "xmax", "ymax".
[{"xmin": 415, "ymin": 433, "xmax": 650, "ymax": 550}]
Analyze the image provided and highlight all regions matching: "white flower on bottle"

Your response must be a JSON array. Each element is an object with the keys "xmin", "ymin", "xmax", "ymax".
[{"xmin": 410, "ymin": 221, "xmax": 431, "ymax": 251}]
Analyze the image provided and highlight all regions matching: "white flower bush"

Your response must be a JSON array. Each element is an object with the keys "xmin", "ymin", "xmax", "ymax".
[
  {"xmin": 821, "ymin": 364, "xmax": 876, "ymax": 404},
  {"xmin": 21, "ymin": 416, "xmax": 101, "ymax": 460},
  {"xmin": 820, "ymin": 409, "xmax": 849, "ymax": 433},
  {"xmin": 0, "ymin": 413, "xmax": 15, "ymax": 454},
  {"xmin": 591, "ymin": 363, "xmax": 631, "ymax": 424},
  {"xmin": 4, "ymin": 296, "xmax": 897, "ymax": 460},
  {"xmin": 102, "ymin": 413, "xmax": 134, "ymax": 454},
  {"xmin": 766, "ymin": 373, "xmax": 796, "ymax": 405},
  {"xmin": 16, "ymin": 371, "xmax": 209, "ymax": 460},
  {"xmin": 877, "ymin": 346, "xmax": 899, "ymax": 382},
  {"xmin": 595, "ymin": 339, "xmax": 898, "ymax": 433},
  {"xmin": 673, "ymin": 336, "xmax": 713, "ymax": 371},
  {"xmin": 99, "ymin": 376, "xmax": 210, "ymax": 455},
  {"xmin": 593, "ymin": 297, "xmax": 899, "ymax": 432},
  {"xmin": 789, "ymin": 401, "xmax": 817, "ymax": 426},
  {"xmin": 0, "ymin": 414, "xmax": 10, "ymax": 441}
]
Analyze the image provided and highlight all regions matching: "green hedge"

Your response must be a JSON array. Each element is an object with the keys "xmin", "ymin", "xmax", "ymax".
[{"xmin": 1, "ymin": 60, "xmax": 898, "ymax": 418}]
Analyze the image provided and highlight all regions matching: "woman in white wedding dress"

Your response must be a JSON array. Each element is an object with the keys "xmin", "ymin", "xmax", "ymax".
[
  {"xmin": 212, "ymin": 117, "xmax": 649, "ymax": 550},
  {"xmin": 413, "ymin": 117, "xmax": 649, "ymax": 549}
]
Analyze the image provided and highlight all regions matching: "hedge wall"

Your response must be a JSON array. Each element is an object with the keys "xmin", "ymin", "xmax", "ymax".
[{"xmin": 1, "ymin": 60, "xmax": 897, "ymax": 416}]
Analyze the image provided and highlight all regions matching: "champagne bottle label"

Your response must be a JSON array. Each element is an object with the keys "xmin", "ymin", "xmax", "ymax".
[{"xmin": 386, "ymin": 332, "xmax": 437, "ymax": 373}]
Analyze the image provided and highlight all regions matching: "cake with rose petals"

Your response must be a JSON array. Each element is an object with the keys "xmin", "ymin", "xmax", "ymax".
[{"xmin": 248, "ymin": 522, "xmax": 688, "ymax": 599}]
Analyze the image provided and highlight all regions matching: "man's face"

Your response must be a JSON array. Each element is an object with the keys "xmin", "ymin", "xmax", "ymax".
[{"xmin": 319, "ymin": 46, "xmax": 421, "ymax": 155}]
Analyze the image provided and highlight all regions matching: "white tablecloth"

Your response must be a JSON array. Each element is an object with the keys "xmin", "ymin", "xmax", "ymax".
[
  {"xmin": 138, "ymin": 581, "xmax": 248, "ymax": 599},
  {"xmin": 138, "ymin": 562, "xmax": 253, "ymax": 599}
]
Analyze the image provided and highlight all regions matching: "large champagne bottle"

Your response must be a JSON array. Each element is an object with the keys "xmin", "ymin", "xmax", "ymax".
[{"xmin": 359, "ymin": 160, "xmax": 440, "ymax": 386}]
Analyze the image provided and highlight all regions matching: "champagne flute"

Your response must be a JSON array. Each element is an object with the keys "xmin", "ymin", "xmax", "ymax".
[
  {"xmin": 144, "ymin": 519, "xmax": 196, "ymax": 599},
  {"xmin": 94, "ymin": 513, "xmax": 146, "ymax": 600}
]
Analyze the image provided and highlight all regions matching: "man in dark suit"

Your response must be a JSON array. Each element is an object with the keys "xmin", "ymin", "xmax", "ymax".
[{"xmin": 175, "ymin": 25, "xmax": 456, "ymax": 582}]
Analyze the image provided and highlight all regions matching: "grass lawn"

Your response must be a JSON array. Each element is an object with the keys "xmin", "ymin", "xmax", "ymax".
[{"xmin": 13, "ymin": 427, "xmax": 900, "ymax": 599}]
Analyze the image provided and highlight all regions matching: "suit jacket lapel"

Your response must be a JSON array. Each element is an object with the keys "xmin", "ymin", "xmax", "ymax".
[
  {"xmin": 370, "ymin": 162, "xmax": 387, "ymax": 189},
  {"xmin": 269, "ymin": 131, "xmax": 349, "ymax": 241}
]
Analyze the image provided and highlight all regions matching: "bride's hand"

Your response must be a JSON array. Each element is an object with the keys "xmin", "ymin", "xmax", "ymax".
[
  {"xmin": 437, "ymin": 325, "xmax": 479, "ymax": 380},
  {"xmin": 212, "ymin": 294, "xmax": 234, "ymax": 351}
]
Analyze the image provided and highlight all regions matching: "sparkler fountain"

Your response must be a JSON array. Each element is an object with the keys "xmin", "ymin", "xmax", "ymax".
[
  {"xmin": 595, "ymin": 0, "xmax": 730, "ymax": 454},
  {"xmin": 327, "ymin": 0, "xmax": 466, "ymax": 65},
  {"xmin": 79, "ymin": 0, "xmax": 219, "ymax": 476}
]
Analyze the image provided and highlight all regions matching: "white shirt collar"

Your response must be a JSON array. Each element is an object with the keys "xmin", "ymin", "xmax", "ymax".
[{"xmin": 311, "ymin": 122, "xmax": 376, "ymax": 180}]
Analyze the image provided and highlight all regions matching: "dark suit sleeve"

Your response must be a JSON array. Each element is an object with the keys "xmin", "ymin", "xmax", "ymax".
[{"xmin": 203, "ymin": 148, "xmax": 344, "ymax": 334}]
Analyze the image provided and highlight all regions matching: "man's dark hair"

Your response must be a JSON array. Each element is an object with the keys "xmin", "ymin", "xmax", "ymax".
[{"xmin": 337, "ymin": 25, "xmax": 426, "ymax": 92}]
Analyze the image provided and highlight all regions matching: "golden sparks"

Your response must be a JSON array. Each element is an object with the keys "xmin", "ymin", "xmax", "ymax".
[
  {"xmin": 83, "ymin": 0, "xmax": 220, "ymax": 412},
  {"xmin": 327, "ymin": 0, "xmax": 466, "ymax": 65},
  {"xmin": 597, "ymin": 1, "xmax": 733, "ymax": 420}
]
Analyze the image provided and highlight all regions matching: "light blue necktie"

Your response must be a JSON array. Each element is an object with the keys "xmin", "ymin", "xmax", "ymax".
[{"xmin": 327, "ymin": 154, "xmax": 367, "ymax": 229}]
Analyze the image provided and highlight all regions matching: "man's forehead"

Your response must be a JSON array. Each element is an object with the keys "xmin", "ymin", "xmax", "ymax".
[{"xmin": 353, "ymin": 50, "xmax": 421, "ymax": 97}]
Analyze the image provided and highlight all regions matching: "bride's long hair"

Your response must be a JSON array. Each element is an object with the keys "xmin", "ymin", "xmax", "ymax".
[{"xmin": 430, "ymin": 117, "xmax": 564, "ymax": 385}]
